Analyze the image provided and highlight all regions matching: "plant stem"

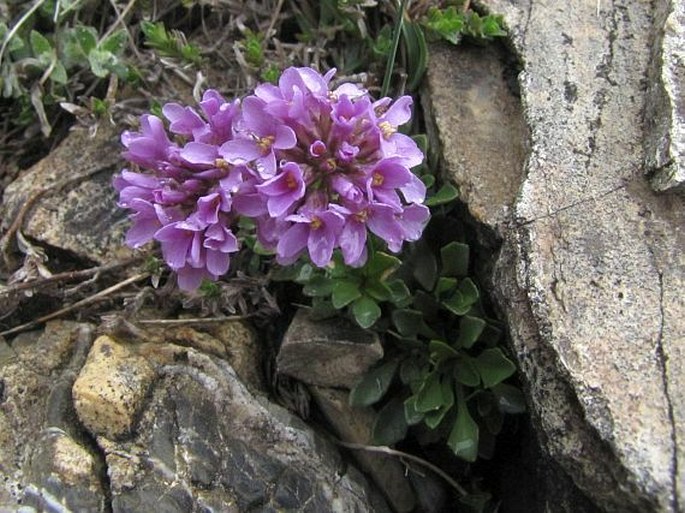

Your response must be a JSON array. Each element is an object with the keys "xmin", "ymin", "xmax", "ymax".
[{"xmin": 380, "ymin": 0, "xmax": 410, "ymax": 98}]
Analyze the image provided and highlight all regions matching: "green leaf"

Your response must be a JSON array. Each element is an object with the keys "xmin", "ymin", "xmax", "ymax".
[
  {"xmin": 448, "ymin": 386, "xmax": 479, "ymax": 462},
  {"xmin": 402, "ymin": 21, "xmax": 428, "ymax": 91},
  {"xmin": 294, "ymin": 263, "xmax": 314, "ymax": 283},
  {"xmin": 74, "ymin": 26, "xmax": 97, "ymax": 54},
  {"xmin": 435, "ymin": 276, "xmax": 458, "ymax": 296},
  {"xmin": 349, "ymin": 359, "xmax": 399, "ymax": 407},
  {"xmin": 492, "ymin": 383, "xmax": 526, "ymax": 414},
  {"xmin": 0, "ymin": 23, "xmax": 25, "ymax": 54},
  {"xmin": 88, "ymin": 49, "xmax": 117, "ymax": 77},
  {"xmin": 100, "ymin": 29, "xmax": 127, "ymax": 55},
  {"xmin": 404, "ymin": 396, "xmax": 425, "ymax": 425},
  {"xmin": 457, "ymin": 315, "xmax": 486, "ymax": 349},
  {"xmin": 421, "ymin": 174, "xmax": 436, "ymax": 188},
  {"xmin": 458, "ymin": 492, "xmax": 494, "ymax": 513},
  {"xmin": 309, "ymin": 298, "xmax": 338, "ymax": 320},
  {"xmin": 372, "ymin": 397, "xmax": 408, "ymax": 446},
  {"xmin": 387, "ymin": 279, "xmax": 411, "ymax": 306},
  {"xmin": 429, "ymin": 339, "xmax": 459, "ymax": 362},
  {"xmin": 364, "ymin": 280, "xmax": 392, "ymax": 302},
  {"xmin": 415, "ymin": 372, "xmax": 444, "ymax": 413},
  {"xmin": 49, "ymin": 61, "xmax": 68, "ymax": 84},
  {"xmin": 424, "ymin": 6, "xmax": 465, "ymax": 45},
  {"xmin": 441, "ymin": 241, "xmax": 470, "ymax": 277},
  {"xmin": 331, "ymin": 280, "xmax": 362, "ymax": 309},
  {"xmin": 454, "ymin": 357, "xmax": 481, "ymax": 387},
  {"xmin": 302, "ymin": 276, "xmax": 334, "ymax": 297},
  {"xmin": 425, "ymin": 183, "xmax": 459, "ymax": 207},
  {"xmin": 443, "ymin": 278, "xmax": 479, "ymax": 316},
  {"xmin": 473, "ymin": 348, "xmax": 516, "ymax": 388},
  {"xmin": 413, "ymin": 240, "xmax": 437, "ymax": 291},
  {"xmin": 424, "ymin": 376, "xmax": 455, "ymax": 429},
  {"xmin": 392, "ymin": 309, "xmax": 424, "ymax": 338},
  {"xmin": 30, "ymin": 31, "xmax": 53, "ymax": 57},
  {"xmin": 399, "ymin": 358, "xmax": 427, "ymax": 392},
  {"xmin": 365, "ymin": 252, "xmax": 401, "ymax": 279},
  {"xmin": 352, "ymin": 295, "xmax": 381, "ymax": 329},
  {"xmin": 411, "ymin": 133, "xmax": 429, "ymax": 154}
]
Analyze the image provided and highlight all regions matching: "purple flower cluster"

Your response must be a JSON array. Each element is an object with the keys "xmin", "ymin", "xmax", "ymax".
[{"xmin": 115, "ymin": 67, "xmax": 429, "ymax": 290}]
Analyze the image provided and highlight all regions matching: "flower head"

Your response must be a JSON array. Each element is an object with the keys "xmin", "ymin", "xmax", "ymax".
[{"xmin": 116, "ymin": 67, "xmax": 428, "ymax": 291}]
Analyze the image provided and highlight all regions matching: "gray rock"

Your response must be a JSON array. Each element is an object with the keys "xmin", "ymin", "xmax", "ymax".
[
  {"xmin": 277, "ymin": 309, "xmax": 384, "ymax": 388},
  {"xmin": 644, "ymin": 0, "xmax": 685, "ymax": 191},
  {"xmin": 426, "ymin": 1, "xmax": 685, "ymax": 512},
  {"xmin": 0, "ymin": 124, "xmax": 133, "ymax": 264},
  {"xmin": 0, "ymin": 321, "xmax": 106, "ymax": 512},
  {"xmin": 310, "ymin": 386, "xmax": 419, "ymax": 513},
  {"xmin": 97, "ymin": 342, "xmax": 391, "ymax": 513}
]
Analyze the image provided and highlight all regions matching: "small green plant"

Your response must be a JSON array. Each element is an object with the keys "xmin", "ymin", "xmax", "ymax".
[
  {"xmin": 140, "ymin": 21, "xmax": 202, "ymax": 65},
  {"xmin": 423, "ymin": 6, "xmax": 506, "ymax": 45}
]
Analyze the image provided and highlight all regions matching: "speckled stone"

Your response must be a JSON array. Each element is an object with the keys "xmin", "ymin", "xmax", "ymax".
[{"xmin": 72, "ymin": 335, "xmax": 156, "ymax": 440}]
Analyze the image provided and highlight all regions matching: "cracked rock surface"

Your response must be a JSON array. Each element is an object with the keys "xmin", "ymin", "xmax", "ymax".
[
  {"xmin": 0, "ymin": 322, "xmax": 390, "ymax": 513},
  {"xmin": 427, "ymin": 1, "xmax": 685, "ymax": 512}
]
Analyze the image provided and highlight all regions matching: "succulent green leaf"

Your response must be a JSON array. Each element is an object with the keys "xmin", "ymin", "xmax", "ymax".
[
  {"xmin": 332, "ymin": 280, "xmax": 362, "ymax": 309},
  {"xmin": 435, "ymin": 276, "xmax": 458, "ymax": 296},
  {"xmin": 425, "ymin": 183, "xmax": 459, "ymax": 206},
  {"xmin": 492, "ymin": 383, "xmax": 526, "ymax": 414},
  {"xmin": 473, "ymin": 348, "xmax": 516, "ymax": 388},
  {"xmin": 364, "ymin": 280, "xmax": 391, "ymax": 302},
  {"xmin": 448, "ymin": 386, "xmax": 479, "ymax": 462},
  {"xmin": 392, "ymin": 309, "xmax": 424, "ymax": 338},
  {"xmin": 349, "ymin": 359, "xmax": 399, "ymax": 407},
  {"xmin": 429, "ymin": 339, "xmax": 459, "ymax": 362},
  {"xmin": 372, "ymin": 397, "xmax": 408, "ymax": 446},
  {"xmin": 457, "ymin": 315, "xmax": 486, "ymax": 349},
  {"xmin": 440, "ymin": 241, "xmax": 470, "ymax": 277},
  {"xmin": 387, "ymin": 279, "xmax": 411, "ymax": 306},
  {"xmin": 443, "ymin": 278, "xmax": 479, "ymax": 316},
  {"xmin": 352, "ymin": 295, "xmax": 381, "ymax": 329},
  {"xmin": 309, "ymin": 298, "xmax": 338, "ymax": 320},
  {"xmin": 411, "ymin": 133, "xmax": 429, "ymax": 154},
  {"xmin": 404, "ymin": 395, "xmax": 425, "ymax": 425},
  {"xmin": 302, "ymin": 276, "xmax": 334, "ymax": 297},
  {"xmin": 454, "ymin": 357, "xmax": 481, "ymax": 387},
  {"xmin": 412, "ymin": 241, "xmax": 437, "ymax": 291},
  {"xmin": 420, "ymin": 174, "xmax": 435, "ymax": 188},
  {"xmin": 416, "ymin": 372, "xmax": 444, "ymax": 412},
  {"xmin": 365, "ymin": 252, "xmax": 401, "ymax": 279},
  {"xmin": 294, "ymin": 263, "xmax": 314, "ymax": 283}
]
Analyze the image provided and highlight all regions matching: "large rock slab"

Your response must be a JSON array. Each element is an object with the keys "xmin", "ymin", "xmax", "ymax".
[
  {"xmin": 1, "ymin": 124, "xmax": 132, "ymax": 264},
  {"xmin": 644, "ymin": 0, "xmax": 685, "ymax": 191},
  {"xmin": 82, "ymin": 337, "xmax": 390, "ymax": 513},
  {"xmin": 426, "ymin": 1, "xmax": 685, "ymax": 512}
]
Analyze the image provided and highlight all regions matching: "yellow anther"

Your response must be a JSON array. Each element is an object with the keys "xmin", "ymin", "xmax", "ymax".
[
  {"xmin": 378, "ymin": 121, "xmax": 396, "ymax": 140},
  {"xmin": 372, "ymin": 173, "xmax": 384, "ymax": 186},
  {"xmin": 214, "ymin": 158, "xmax": 229, "ymax": 169},
  {"xmin": 286, "ymin": 174, "xmax": 297, "ymax": 189},
  {"xmin": 310, "ymin": 217, "xmax": 323, "ymax": 230},
  {"xmin": 257, "ymin": 135, "xmax": 275, "ymax": 154}
]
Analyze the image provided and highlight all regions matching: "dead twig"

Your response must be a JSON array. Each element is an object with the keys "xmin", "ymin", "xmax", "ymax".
[
  {"xmin": 135, "ymin": 315, "xmax": 252, "ymax": 325},
  {"xmin": 334, "ymin": 440, "xmax": 469, "ymax": 497},
  {"xmin": 0, "ymin": 272, "xmax": 150, "ymax": 337},
  {"xmin": 1, "ymin": 256, "xmax": 146, "ymax": 296}
]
